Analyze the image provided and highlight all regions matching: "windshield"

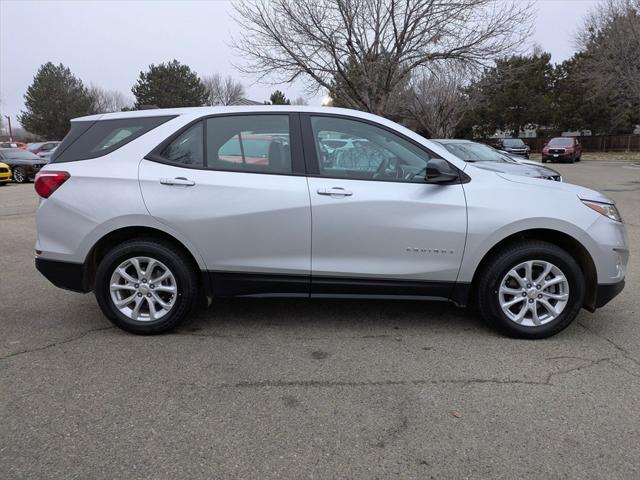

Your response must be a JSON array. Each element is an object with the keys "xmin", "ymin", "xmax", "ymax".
[
  {"xmin": 548, "ymin": 137, "xmax": 574, "ymax": 147},
  {"xmin": 443, "ymin": 143, "xmax": 510, "ymax": 162},
  {"xmin": 1, "ymin": 149, "xmax": 40, "ymax": 160},
  {"xmin": 502, "ymin": 138, "xmax": 525, "ymax": 147}
]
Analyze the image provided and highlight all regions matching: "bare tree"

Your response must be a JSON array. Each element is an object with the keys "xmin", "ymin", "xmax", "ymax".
[
  {"xmin": 202, "ymin": 74, "xmax": 246, "ymax": 106},
  {"xmin": 232, "ymin": 0, "xmax": 533, "ymax": 117},
  {"xmin": 405, "ymin": 67, "xmax": 473, "ymax": 138},
  {"xmin": 291, "ymin": 96, "xmax": 309, "ymax": 105},
  {"xmin": 88, "ymin": 85, "xmax": 133, "ymax": 113},
  {"xmin": 576, "ymin": 0, "xmax": 640, "ymax": 105}
]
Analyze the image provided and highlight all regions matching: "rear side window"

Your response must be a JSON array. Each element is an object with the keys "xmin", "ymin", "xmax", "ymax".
[
  {"xmin": 207, "ymin": 115, "xmax": 291, "ymax": 174},
  {"xmin": 159, "ymin": 122, "xmax": 204, "ymax": 167},
  {"xmin": 50, "ymin": 116, "xmax": 175, "ymax": 163},
  {"xmin": 148, "ymin": 115, "xmax": 292, "ymax": 174}
]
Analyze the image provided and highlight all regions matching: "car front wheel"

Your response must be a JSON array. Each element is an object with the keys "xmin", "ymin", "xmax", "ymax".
[
  {"xmin": 476, "ymin": 240, "xmax": 585, "ymax": 339},
  {"xmin": 95, "ymin": 238, "xmax": 199, "ymax": 334},
  {"xmin": 12, "ymin": 167, "xmax": 27, "ymax": 183}
]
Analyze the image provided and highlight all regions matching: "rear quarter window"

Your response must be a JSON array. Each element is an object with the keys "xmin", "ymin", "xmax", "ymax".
[{"xmin": 50, "ymin": 116, "xmax": 176, "ymax": 163}]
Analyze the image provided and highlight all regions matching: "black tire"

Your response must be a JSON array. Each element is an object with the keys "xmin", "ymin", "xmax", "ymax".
[
  {"xmin": 569, "ymin": 155, "xmax": 575, "ymax": 164},
  {"xmin": 542, "ymin": 158, "xmax": 547, "ymax": 163},
  {"xmin": 12, "ymin": 167, "xmax": 27, "ymax": 183},
  {"xmin": 476, "ymin": 240, "xmax": 585, "ymax": 339},
  {"xmin": 95, "ymin": 238, "xmax": 199, "ymax": 334},
  {"xmin": 576, "ymin": 155, "xmax": 581, "ymax": 162}
]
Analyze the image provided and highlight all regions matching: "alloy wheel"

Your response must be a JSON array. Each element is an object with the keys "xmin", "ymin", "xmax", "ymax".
[
  {"xmin": 13, "ymin": 168, "xmax": 26, "ymax": 183},
  {"xmin": 498, "ymin": 260, "xmax": 570, "ymax": 327},
  {"xmin": 109, "ymin": 256, "xmax": 177, "ymax": 322}
]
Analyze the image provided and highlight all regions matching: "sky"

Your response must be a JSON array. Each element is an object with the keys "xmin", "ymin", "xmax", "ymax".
[{"xmin": 0, "ymin": 0, "xmax": 600, "ymax": 127}]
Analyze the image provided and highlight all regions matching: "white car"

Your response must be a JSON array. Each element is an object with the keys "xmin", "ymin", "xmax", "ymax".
[
  {"xmin": 34, "ymin": 107, "xmax": 628, "ymax": 338},
  {"xmin": 37, "ymin": 146, "xmax": 57, "ymax": 161}
]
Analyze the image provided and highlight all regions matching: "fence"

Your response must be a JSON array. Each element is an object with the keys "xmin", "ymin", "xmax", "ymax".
[{"xmin": 518, "ymin": 135, "xmax": 640, "ymax": 153}]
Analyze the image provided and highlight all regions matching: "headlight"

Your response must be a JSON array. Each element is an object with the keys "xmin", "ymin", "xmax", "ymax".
[{"xmin": 581, "ymin": 200, "xmax": 622, "ymax": 222}]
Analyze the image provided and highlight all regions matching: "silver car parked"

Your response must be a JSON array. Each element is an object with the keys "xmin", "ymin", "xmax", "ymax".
[
  {"xmin": 34, "ymin": 107, "xmax": 628, "ymax": 339},
  {"xmin": 432, "ymin": 139, "xmax": 563, "ymax": 182}
]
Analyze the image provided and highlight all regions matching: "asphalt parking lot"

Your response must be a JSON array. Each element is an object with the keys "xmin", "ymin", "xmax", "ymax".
[{"xmin": 1, "ymin": 161, "xmax": 639, "ymax": 479}]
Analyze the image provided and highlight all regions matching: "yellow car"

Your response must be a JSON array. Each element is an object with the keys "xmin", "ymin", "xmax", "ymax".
[{"xmin": 0, "ymin": 161, "xmax": 12, "ymax": 185}]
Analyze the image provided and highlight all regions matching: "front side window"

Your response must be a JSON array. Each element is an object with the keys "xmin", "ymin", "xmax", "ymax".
[
  {"xmin": 207, "ymin": 115, "xmax": 291, "ymax": 174},
  {"xmin": 310, "ymin": 116, "xmax": 432, "ymax": 182},
  {"xmin": 160, "ymin": 122, "xmax": 204, "ymax": 167}
]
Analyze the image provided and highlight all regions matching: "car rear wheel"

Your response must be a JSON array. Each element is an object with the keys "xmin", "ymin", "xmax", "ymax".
[
  {"xmin": 476, "ymin": 240, "xmax": 585, "ymax": 339},
  {"xmin": 95, "ymin": 238, "xmax": 199, "ymax": 334},
  {"xmin": 12, "ymin": 167, "xmax": 27, "ymax": 183}
]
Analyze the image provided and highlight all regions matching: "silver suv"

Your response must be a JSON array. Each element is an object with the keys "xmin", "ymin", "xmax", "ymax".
[{"xmin": 34, "ymin": 107, "xmax": 628, "ymax": 338}]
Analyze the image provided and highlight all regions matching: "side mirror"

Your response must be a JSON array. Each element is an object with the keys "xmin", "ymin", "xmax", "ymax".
[{"xmin": 425, "ymin": 158, "xmax": 459, "ymax": 184}]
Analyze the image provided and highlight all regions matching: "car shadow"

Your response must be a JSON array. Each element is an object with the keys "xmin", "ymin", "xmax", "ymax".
[{"xmin": 177, "ymin": 297, "xmax": 491, "ymax": 337}]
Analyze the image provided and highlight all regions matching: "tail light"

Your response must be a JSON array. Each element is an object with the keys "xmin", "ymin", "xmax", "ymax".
[{"xmin": 35, "ymin": 171, "xmax": 70, "ymax": 198}]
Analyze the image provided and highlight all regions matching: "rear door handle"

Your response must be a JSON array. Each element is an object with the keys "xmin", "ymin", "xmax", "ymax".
[
  {"xmin": 317, "ymin": 187, "xmax": 353, "ymax": 197},
  {"xmin": 160, "ymin": 177, "xmax": 195, "ymax": 187}
]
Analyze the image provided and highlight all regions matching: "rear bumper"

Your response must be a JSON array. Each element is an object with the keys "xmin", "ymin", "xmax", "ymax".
[
  {"xmin": 594, "ymin": 280, "xmax": 625, "ymax": 309},
  {"xmin": 35, "ymin": 257, "xmax": 90, "ymax": 293}
]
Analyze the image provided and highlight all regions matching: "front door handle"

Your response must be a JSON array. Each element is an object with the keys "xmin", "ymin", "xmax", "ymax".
[
  {"xmin": 317, "ymin": 187, "xmax": 353, "ymax": 197},
  {"xmin": 160, "ymin": 177, "xmax": 196, "ymax": 187}
]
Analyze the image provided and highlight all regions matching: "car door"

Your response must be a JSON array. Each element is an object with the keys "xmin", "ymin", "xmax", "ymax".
[
  {"xmin": 302, "ymin": 114, "xmax": 467, "ymax": 298},
  {"xmin": 139, "ymin": 113, "xmax": 311, "ymax": 296}
]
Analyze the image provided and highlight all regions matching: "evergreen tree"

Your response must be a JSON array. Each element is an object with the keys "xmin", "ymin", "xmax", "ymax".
[
  {"xmin": 461, "ymin": 53, "xmax": 555, "ymax": 136},
  {"xmin": 132, "ymin": 60, "xmax": 208, "ymax": 108},
  {"xmin": 265, "ymin": 90, "xmax": 291, "ymax": 105},
  {"xmin": 19, "ymin": 62, "xmax": 94, "ymax": 140}
]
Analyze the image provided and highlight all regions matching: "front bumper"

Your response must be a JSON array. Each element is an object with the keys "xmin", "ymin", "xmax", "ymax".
[
  {"xmin": 35, "ymin": 257, "xmax": 90, "ymax": 293},
  {"xmin": 543, "ymin": 152, "xmax": 573, "ymax": 161},
  {"xmin": 594, "ymin": 280, "xmax": 625, "ymax": 308},
  {"xmin": 506, "ymin": 150, "xmax": 529, "ymax": 158}
]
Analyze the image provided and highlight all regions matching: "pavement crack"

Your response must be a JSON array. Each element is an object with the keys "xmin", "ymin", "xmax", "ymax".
[
  {"xmin": 191, "ymin": 377, "xmax": 551, "ymax": 389},
  {"xmin": 543, "ymin": 356, "xmax": 615, "ymax": 384},
  {"xmin": 184, "ymin": 357, "xmax": 635, "ymax": 390},
  {"xmin": 607, "ymin": 359, "xmax": 640, "ymax": 379},
  {"xmin": 0, "ymin": 326, "xmax": 114, "ymax": 361},
  {"xmin": 578, "ymin": 321, "xmax": 640, "ymax": 367}
]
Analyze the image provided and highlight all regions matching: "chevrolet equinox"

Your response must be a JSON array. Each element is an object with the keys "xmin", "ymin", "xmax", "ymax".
[{"xmin": 34, "ymin": 107, "xmax": 628, "ymax": 338}]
